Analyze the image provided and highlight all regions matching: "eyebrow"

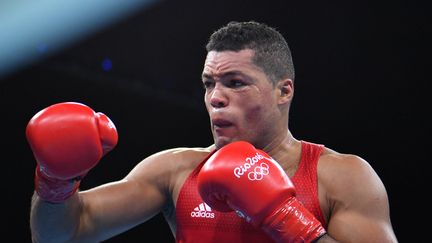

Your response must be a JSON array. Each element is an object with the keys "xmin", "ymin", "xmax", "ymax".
[{"xmin": 201, "ymin": 71, "xmax": 243, "ymax": 80}]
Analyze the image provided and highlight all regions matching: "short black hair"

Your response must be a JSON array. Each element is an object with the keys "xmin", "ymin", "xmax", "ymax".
[{"xmin": 206, "ymin": 21, "xmax": 295, "ymax": 84}]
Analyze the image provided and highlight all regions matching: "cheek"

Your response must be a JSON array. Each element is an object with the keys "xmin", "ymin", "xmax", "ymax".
[
  {"xmin": 243, "ymin": 97, "xmax": 276, "ymax": 127},
  {"xmin": 204, "ymin": 95, "xmax": 211, "ymax": 110},
  {"xmin": 244, "ymin": 104, "xmax": 266, "ymax": 126}
]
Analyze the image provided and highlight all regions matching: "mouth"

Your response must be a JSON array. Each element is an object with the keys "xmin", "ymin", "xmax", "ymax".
[{"xmin": 212, "ymin": 118, "xmax": 233, "ymax": 128}]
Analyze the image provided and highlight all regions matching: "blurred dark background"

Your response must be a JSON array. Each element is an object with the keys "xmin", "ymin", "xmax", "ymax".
[{"xmin": 1, "ymin": 0, "xmax": 429, "ymax": 242}]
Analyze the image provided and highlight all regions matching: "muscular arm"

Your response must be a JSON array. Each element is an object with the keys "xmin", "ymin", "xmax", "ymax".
[
  {"xmin": 317, "ymin": 153, "xmax": 398, "ymax": 243},
  {"xmin": 30, "ymin": 192, "xmax": 82, "ymax": 243},
  {"xmin": 30, "ymin": 150, "xmax": 174, "ymax": 243}
]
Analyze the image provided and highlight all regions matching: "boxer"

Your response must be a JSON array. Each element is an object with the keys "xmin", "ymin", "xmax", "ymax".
[{"xmin": 29, "ymin": 21, "xmax": 398, "ymax": 243}]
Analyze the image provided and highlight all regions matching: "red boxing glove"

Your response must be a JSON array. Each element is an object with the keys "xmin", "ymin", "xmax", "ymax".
[
  {"xmin": 197, "ymin": 141, "xmax": 326, "ymax": 243},
  {"xmin": 26, "ymin": 102, "xmax": 118, "ymax": 203}
]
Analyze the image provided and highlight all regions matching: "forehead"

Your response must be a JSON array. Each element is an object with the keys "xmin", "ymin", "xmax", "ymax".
[{"xmin": 203, "ymin": 49, "xmax": 262, "ymax": 77}]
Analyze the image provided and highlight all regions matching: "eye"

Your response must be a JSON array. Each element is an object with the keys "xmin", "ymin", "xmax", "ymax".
[
  {"xmin": 202, "ymin": 80, "xmax": 214, "ymax": 90},
  {"xmin": 229, "ymin": 79, "xmax": 246, "ymax": 88}
]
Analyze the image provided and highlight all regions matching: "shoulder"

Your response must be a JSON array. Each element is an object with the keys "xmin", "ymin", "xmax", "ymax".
[
  {"xmin": 319, "ymin": 148, "xmax": 375, "ymax": 180},
  {"xmin": 318, "ymin": 147, "xmax": 388, "ymax": 208},
  {"xmin": 313, "ymin": 148, "xmax": 397, "ymax": 241},
  {"xmin": 147, "ymin": 146, "xmax": 214, "ymax": 169},
  {"xmin": 125, "ymin": 146, "xmax": 215, "ymax": 188}
]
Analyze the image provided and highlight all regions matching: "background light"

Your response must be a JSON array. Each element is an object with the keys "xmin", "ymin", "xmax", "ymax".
[{"xmin": 0, "ymin": 0, "xmax": 159, "ymax": 79}]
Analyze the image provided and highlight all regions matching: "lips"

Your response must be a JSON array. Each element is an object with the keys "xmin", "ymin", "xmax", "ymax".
[{"xmin": 212, "ymin": 118, "xmax": 233, "ymax": 128}]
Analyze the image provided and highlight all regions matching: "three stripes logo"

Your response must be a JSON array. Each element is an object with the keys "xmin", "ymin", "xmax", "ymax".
[{"xmin": 190, "ymin": 202, "xmax": 215, "ymax": 218}]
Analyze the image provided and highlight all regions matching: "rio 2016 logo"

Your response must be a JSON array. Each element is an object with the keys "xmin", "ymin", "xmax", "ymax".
[{"xmin": 233, "ymin": 153, "xmax": 270, "ymax": 181}]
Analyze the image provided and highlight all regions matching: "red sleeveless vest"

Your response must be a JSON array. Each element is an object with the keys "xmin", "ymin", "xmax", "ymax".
[{"xmin": 175, "ymin": 141, "xmax": 326, "ymax": 243}]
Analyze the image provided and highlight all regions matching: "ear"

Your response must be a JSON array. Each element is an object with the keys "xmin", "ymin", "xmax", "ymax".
[{"xmin": 276, "ymin": 78, "xmax": 294, "ymax": 105}]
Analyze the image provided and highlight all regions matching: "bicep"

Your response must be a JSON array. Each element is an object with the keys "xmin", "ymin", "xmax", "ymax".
[
  {"xmin": 327, "ymin": 197, "xmax": 396, "ymax": 242},
  {"xmin": 75, "ymin": 157, "xmax": 169, "ymax": 241},
  {"xmin": 324, "ymin": 156, "xmax": 397, "ymax": 242}
]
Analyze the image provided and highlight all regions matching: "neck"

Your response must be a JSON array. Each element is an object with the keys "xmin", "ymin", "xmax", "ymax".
[{"xmin": 262, "ymin": 130, "xmax": 301, "ymax": 169}]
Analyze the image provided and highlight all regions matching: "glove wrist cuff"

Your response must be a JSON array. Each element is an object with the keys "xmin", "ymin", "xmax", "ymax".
[
  {"xmin": 262, "ymin": 197, "xmax": 326, "ymax": 243},
  {"xmin": 34, "ymin": 165, "xmax": 80, "ymax": 203}
]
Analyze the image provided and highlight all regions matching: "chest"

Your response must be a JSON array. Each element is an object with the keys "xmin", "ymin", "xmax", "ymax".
[{"xmin": 173, "ymin": 166, "xmax": 274, "ymax": 242}]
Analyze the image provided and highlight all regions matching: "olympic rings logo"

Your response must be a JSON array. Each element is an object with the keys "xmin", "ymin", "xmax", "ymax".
[
  {"xmin": 247, "ymin": 163, "xmax": 269, "ymax": 181},
  {"xmin": 233, "ymin": 152, "xmax": 264, "ymax": 179}
]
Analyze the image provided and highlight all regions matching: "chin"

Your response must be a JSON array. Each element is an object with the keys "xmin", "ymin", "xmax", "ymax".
[
  {"xmin": 215, "ymin": 137, "xmax": 247, "ymax": 149},
  {"xmin": 214, "ymin": 137, "xmax": 234, "ymax": 149}
]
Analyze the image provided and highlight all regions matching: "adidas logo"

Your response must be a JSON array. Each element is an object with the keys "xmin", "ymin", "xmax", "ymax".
[{"xmin": 190, "ymin": 202, "xmax": 215, "ymax": 218}]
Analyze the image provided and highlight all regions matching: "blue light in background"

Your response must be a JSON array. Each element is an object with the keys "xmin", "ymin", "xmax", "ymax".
[
  {"xmin": 102, "ymin": 58, "xmax": 113, "ymax": 72},
  {"xmin": 0, "ymin": 0, "xmax": 159, "ymax": 79},
  {"xmin": 36, "ymin": 43, "xmax": 49, "ymax": 53}
]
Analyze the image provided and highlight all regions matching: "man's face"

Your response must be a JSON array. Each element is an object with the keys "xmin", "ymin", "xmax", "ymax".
[{"xmin": 202, "ymin": 49, "xmax": 281, "ymax": 149}]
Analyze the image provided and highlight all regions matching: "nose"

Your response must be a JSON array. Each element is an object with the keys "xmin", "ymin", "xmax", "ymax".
[{"xmin": 209, "ymin": 84, "xmax": 228, "ymax": 108}]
